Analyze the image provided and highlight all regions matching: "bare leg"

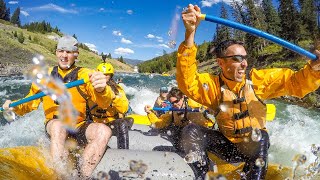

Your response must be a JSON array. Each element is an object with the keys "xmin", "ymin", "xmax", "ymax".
[
  {"xmin": 46, "ymin": 119, "xmax": 68, "ymax": 162},
  {"xmin": 80, "ymin": 123, "xmax": 112, "ymax": 178}
]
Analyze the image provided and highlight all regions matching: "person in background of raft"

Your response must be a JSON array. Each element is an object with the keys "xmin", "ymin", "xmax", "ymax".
[
  {"xmin": 2, "ymin": 35, "xmax": 115, "ymax": 178},
  {"xmin": 153, "ymin": 86, "xmax": 171, "ymax": 116},
  {"xmin": 177, "ymin": 4, "xmax": 320, "ymax": 180},
  {"xmin": 86, "ymin": 62, "xmax": 133, "ymax": 149},
  {"xmin": 144, "ymin": 87, "xmax": 215, "ymax": 177}
]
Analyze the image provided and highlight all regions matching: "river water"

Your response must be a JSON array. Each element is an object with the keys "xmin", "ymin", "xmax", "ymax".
[{"xmin": 0, "ymin": 73, "xmax": 319, "ymax": 169}]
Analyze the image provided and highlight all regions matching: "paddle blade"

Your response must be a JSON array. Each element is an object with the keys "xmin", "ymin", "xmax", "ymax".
[{"xmin": 266, "ymin": 104, "xmax": 276, "ymax": 121}]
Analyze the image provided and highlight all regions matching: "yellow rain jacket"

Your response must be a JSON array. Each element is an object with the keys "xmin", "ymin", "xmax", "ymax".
[
  {"xmin": 147, "ymin": 98, "xmax": 214, "ymax": 129},
  {"xmin": 13, "ymin": 66, "xmax": 114, "ymax": 127},
  {"xmin": 88, "ymin": 84, "xmax": 129, "ymax": 123},
  {"xmin": 176, "ymin": 43, "xmax": 320, "ymax": 143}
]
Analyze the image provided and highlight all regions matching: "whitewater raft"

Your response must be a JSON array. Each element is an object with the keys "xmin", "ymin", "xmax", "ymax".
[{"xmin": 0, "ymin": 115, "xmax": 298, "ymax": 180}]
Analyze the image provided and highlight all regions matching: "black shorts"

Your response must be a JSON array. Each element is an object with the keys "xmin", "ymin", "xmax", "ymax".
[{"xmin": 45, "ymin": 120, "xmax": 91, "ymax": 146}]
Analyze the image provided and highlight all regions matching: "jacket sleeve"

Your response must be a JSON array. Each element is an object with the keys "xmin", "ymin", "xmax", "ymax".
[
  {"xmin": 13, "ymin": 83, "xmax": 42, "ymax": 116},
  {"xmin": 78, "ymin": 69, "xmax": 115, "ymax": 109},
  {"xmin": 111, "ymin": 86, "xmax": 129, "ymax": 114},
  {"xmin": 147, "ymin": 111, "xmax": 172, "ymax": 129},
  {"xmin": 176, "ymin": 42, "xmax": 221, "ymax": 108},
  {"xmin": 251, "ymin": 62, "xmax": 320, "ymax": 100}
]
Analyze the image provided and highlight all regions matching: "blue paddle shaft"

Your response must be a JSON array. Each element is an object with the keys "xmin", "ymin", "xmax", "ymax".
[
  {"xmin": 0, "ymin": 79, "xmax": 86, "ymax": 112},
  {"xmin": 153, "ymin": 107, "xmax": 200, "ymax": 112},
  {"xmin": 203, "ymin": 15, "xmax": 317, "ymax": 61}
]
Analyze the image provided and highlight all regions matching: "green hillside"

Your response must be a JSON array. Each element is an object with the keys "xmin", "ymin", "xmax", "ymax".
[{"xmin": 0, "ymin": 19, "xmax": 133, "ymax": 76}]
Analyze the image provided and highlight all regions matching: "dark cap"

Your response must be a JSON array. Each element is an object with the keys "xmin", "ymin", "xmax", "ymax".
[{"xmin": 160, "ymin": 87, "xmax": 168, "ymax": 93}]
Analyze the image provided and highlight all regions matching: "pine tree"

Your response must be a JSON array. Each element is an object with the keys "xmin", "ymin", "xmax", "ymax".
[
  {"xmin": 4, "ymin": 7, "xmax": 10, "ymax": 21},
  {"xmin": 214, "ymin": 4, "xmax": 232, "ymax": 44},
  {"xmin": 279, "ymin": 0, "xmax": 300, "ymax": 43},
  {"xmin": 262, "ymin": 0, "xmax": 281, "ymax": 36},
  {"xmin": 317, "ymin": 0, "xmax": 320, "ymax": 35},
  {"xmin": 299, "ymin": 0, "xmax": 317, "ymax": 40},
  {"xmin": 118, "ymin": 56, "xmax": 124, "ymax": 63},
  {"xmin": 208, "ymin": 4, "xmax": 232, "ymax": 60},
  {"xmin": 10, "ymin": 7, "xmax": 21, "ymax": 27},
  {"xmin": 73, "ymin": 34, "xmax": 77, "ymax": 40},
  {"xmin": 231, "ymin": 0, "xmax": 246, "ymax": 42},
  {"xmin": 107, "ymin": 53, "xmax": 112, "ymax": 59},
  {"xmin": 0, "ymin": 0, "xmax": 6, "ymax": 20},
  {"xmin": 243, "ymin": 0, "xmax": 267, "ymax": 54}
]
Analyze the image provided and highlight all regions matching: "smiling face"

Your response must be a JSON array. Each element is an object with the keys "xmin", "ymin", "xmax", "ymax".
[
  {"xmin": 169, "ymin": 96, "xmax": 183, "ymax": 108},
  {"xmin": 217, "ymin": 44, "xmax": 248, "ymax": 82},
  {"xmin": 56, "ymin": 50, "xmax": 78, "ymax": 70}
]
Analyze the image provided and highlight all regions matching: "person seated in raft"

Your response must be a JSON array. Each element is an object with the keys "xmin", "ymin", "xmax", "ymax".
[
  {"xmin": 85, "ymin": 62, "xmax": 133, "ymax": 149},
  {"xmin": 144, "ymin": 87, "xmax": 215, "ymax": 176},
  {"xmin": 177, "ymin": 4, "xmax": 320, "ymax": 180},
  {"xmin": 153, "ymin": 86, "xmax": 171, "ymax": 117},
  {"xmin": 2, "ymin": 35, "xmax": 114, "ymax": 178}
]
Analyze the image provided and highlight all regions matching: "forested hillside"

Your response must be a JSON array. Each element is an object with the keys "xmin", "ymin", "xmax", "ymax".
[{"xmin": 139, "ymin": 0, "xmax": 319, "ymax": 74}]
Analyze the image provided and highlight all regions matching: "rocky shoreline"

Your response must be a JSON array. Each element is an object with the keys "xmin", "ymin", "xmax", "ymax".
[{"xmin": 0, "ymin": 63, "xmax": 26, "ymax": 77}]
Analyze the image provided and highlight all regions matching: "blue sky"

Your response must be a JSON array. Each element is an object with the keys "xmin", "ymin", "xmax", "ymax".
[{"xmin": 5, "ymin": 0, "xmax": 235, "ymax": 61}]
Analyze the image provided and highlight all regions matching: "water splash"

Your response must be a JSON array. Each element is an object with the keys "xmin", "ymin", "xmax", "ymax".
[
  {"xmin": 3, "ymin": 110, "xmax": 16, "ymax": 122},
  {"xmin": 292, "ymin": 154, "xmax": 307, "ymax": 179},
  {"xmin": 251, "ymin": 128, "xmax": 262, "ymax": 142},
  {"xmin": 184, "ymin": 151, "xmax": 206, "ymax": 166},
  {"xmin": 167, "ymin": 6, "xmax": 180, "ymax": 49},
  {"xmin": 255, "ymin": 157, "xmax": 266, "ymax": 167},
  {"xmin": 311, "ymin": 144, "xmax": 320, "ymax": 157},
  {"xmin": 25, "ymin": 55, "xmax": 78, "ymax": 130}
]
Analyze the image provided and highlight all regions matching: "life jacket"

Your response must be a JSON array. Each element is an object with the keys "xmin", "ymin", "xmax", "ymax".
[
  {"xmin": 87, "ymin": 103, "xmax": 119, "ymax": 123},
  {"xmin": 169, "ymin": 97, "xmax": 213, "ymax": 128},
  {"xmin": 43, "ymin": 66, "xmax": 88, "ymax": 125},
  {"xmin": 86, "ymin": 84, "xmax": 125, "ymax": 124},
  {"xmin": 215, "ymin": 76, "xmax": 266, "ymax": 143}
]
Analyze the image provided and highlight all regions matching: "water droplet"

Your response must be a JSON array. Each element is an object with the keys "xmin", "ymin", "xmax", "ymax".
[
  {"xmin": 311, "ymin": 144, "xmax": 320, "ymax": 157},
  {"xmin": 3, "ymin": 109, "xmax": 16, "ymax": 122},
  {"xmin": 202, "ymin": 83, "xmax": 209, "ymax": 91},
  {"xmin": 219, "ymin": 104, "xmax": 227, "ymax": 112},
  {"xmin": 255, "ymin": 158, "xmax": 265, "ymax": 167},
  {"xmin": 167, "ymin": 130, "xmax": 172, "ymax": 136},
  {"xmin": 240, "ymin": 171, "xmax": 246, "ymax": 178},
  {"xmin": 182, "ymin": 7, "xmax": 188, "ymax": 13},
  {"xmin": 299, "ymin": 121, "xmax": 305, "ymax": 126},
  {"xmin": 206, "ymin": 174, "xmax": 227, "ymax": 180},
  {"xmin": 168, "ymin": 29, "xmax": 172, "ymax": 37},
  {"xmin": 243, "ymin": 137, "xmax": 249, "ymax": 143},
  {"xmin": 65, "ymin": 138, "xmax": 77, "ymax": 151},
  {"xmin": 168, "ymin": 40, "xmax": 176, "ymax": 49},
  {"xmin": 184, "ymin": 151, "xmax": 198, "ymax": 163},
  {"xmin": 251, "ymin": 128, "xmax": 262, "ymax": 142},
  {"xmin": 292, "ymin": 154, "xmax": 307, "ymax": 166}
]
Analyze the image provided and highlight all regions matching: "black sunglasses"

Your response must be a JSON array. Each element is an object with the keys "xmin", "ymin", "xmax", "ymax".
[
  {"xmin": 219, "ymin": 55, "xmax": 248, "ymax": 63},
  {"xmin": 170, "ymin": 98, "xmax": 181, "ymax": 104}
]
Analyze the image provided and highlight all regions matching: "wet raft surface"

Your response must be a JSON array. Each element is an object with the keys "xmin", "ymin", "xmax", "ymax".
[{"xmin": 1, "ymin": 124, "xmax": 312, "ymax": 180}]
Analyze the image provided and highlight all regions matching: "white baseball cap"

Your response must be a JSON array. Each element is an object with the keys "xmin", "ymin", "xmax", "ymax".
[{"xmin": 57, "ymin": 36, "xmax": 78, "ymax": 51}]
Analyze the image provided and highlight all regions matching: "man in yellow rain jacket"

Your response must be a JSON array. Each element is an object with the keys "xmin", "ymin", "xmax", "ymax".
[
  {"xmin": 86, "ymin": 62, "xmax": 133, "ymax": 149},
  {"xmin": 2, "ymin": 36, "xmax": 115, "ymax": 178},
  {"xmin": 144, "ymin": 87, "xmax": 214, "ymax": 176},
  {"xmin": 177, "ymin": 4, "xmax": 320, "ymax": 180}
]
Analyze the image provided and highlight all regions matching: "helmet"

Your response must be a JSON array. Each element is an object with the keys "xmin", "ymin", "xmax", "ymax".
[{"xmin": 97, "ymin": 63, "xmax": 114, "ymax": 75}]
